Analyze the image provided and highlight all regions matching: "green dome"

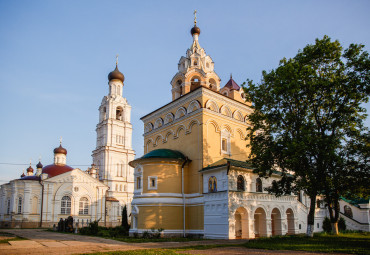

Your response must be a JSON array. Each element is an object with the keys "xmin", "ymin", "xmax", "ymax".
[{"xmin": 141, "ymin": 149, "xmax": 186, "ymax": 160}]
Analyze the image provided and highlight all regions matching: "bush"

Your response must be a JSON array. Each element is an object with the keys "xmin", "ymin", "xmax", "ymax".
[
  {"xmin": 322, "ymin": 217, "xmax": 332, "ymax": 233},
  {"xmin": 338, "ymin": 217, "xmax": 346, "ymax": 231}
]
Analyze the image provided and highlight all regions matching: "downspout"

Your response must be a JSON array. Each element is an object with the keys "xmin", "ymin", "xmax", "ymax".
[
  {"xmin": 39, "ymin": 180, "xmax": 44, "ymax": 228},
  {"xmin": 181, "ymin": 157, "xmax": 189, "ymax": 238}
]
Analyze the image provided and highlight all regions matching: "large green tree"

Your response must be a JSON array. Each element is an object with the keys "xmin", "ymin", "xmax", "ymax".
[{"xmin": 243, "ymin": 36, "xmax": 370, "ymax": 236}]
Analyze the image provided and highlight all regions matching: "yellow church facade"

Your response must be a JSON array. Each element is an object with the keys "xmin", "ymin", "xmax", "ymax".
[{"xmin": 129, "ymin": 19, "xmax": 315, "ymax": 238}]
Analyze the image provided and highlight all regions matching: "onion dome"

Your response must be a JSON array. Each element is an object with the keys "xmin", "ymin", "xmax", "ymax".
[
  {"xmin": 42, "ymin": 164, "xmax": 74, "ymax": 178},
  {"xmin": 108, "ymin": 65, "xmax": 125, "ymax": 82},
  {"xmin": 191, "ymin": 25, "xmax": 201, "ymax": 36},
  {"xmin": 54, "ymin": 145, "xmax": 67, "ymax": 155},
  {"xmin": 21, "ymin": 173, "xmax": 25, "ymax": 178},
  {"xmin": 36, "ymin": 161, "xmax": 43, "ymax": 169},
  {"xmin": 27, "ymin": 166, "xmax": 34, "ymax": 173}
]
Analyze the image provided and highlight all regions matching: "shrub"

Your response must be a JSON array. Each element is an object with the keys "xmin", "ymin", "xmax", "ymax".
[
  {"xmin": 322, "ymin": 217, "xmax": 332, "ymax": 233},
  {"xmin": 338, "ymin": 217, "xmax": 346, "ymax": 231}
]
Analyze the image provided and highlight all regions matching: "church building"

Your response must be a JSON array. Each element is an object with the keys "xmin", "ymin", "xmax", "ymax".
[
  {"xmin": 129, "ymin": 17, "xmax": 370, "ymax": 238},
  {"xmin": 0, "ymin": 62, "xmax": 135, "ymax": 228}
]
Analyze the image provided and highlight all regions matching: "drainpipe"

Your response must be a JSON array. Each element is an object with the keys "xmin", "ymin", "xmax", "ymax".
[
  {"xmin": 181, "ymin": 157, "xmax": 189, "ymax": 238},
  {"xmin": 39, "ymin": 180, "xmax": 44, "ymax": 228}
]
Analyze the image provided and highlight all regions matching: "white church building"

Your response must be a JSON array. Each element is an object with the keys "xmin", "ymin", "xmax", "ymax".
[{"xmin": 0, "ymin": 63, "xmax": 135, "ymax": 228}]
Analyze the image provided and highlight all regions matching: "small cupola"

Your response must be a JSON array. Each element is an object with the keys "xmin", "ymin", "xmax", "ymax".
[
  {"xmin": 26, "ymin": 164, "xmax": 34, "ymax": 176},
  {"xmin": 54, "ymin": 139, "xmax": 67, "ymax": 165}
]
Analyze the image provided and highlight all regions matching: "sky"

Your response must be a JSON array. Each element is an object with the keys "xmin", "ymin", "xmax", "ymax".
[{"xmin": 0, "ymin": 0, "xmax": 369, "ymax": 184}]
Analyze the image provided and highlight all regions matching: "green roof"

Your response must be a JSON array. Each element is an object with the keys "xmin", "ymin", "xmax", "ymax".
[
  {"xmin": 340, "ymin": 196, "xmax": 369, "ymax": 207},
  {"xmin": 200, "ymin": 158, "xmax": 253, "ymax": 172},
  {"xmin": 141, "ymin": 149, "xmax": 187, "ymax": 160},
  {"xmin": 200, "ymin": 158, "xmax": 286, "ymax": 176}
]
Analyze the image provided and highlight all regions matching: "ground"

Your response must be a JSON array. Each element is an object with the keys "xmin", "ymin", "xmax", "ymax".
[{"xmin": 0, "ymin": 229, "xmax": 354, "ymax": 255}]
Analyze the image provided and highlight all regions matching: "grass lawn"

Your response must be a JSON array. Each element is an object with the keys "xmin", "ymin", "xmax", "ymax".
[
  {"xmin": 82, "ymin": 232, "xmax": 370, "ymax": 255},
  {"xmin": 0, "ymin": 231, "xmax": 27, "ymax": 243},
  {"xmin": 244, "ymin": 232, "xmax": 370, "ymax": 255}
]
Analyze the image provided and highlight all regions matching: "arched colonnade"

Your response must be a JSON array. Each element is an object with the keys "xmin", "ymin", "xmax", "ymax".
[{"xmin": 233, "ymin": 206, "xmax": 296, "ymax": 239}]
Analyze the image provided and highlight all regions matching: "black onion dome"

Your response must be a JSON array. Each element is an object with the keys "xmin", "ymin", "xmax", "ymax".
[
  {"xmin": 54, "ymin": 145, "xmax": 67, "ymax": 155},
  {"xmin": 108, "ymin": 65, "xmax": 125, "ymax": 82},
  {"xmin": 36, "ymin": 161, "xmax": 43, "ymax": 169},
  {"xmin": 191, "ymin": 25, "xmax": 201, "ymax": 36}
]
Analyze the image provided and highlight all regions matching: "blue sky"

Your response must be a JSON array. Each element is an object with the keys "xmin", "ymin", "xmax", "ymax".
[{"xmin": 0, "ymin": 0, "xmax": 369, "ymax": 184}]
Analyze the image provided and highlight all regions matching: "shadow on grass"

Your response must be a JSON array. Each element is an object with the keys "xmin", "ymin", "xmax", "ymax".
[{"xmin": 244, "ymin": 232, "xmax": 370, "ymax": 255}]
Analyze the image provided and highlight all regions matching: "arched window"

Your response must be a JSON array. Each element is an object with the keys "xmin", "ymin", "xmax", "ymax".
[
  {"xmin": 256, "ymin": 178, "xmax": 262, "ymax": 192},
  {"xmin": 344, "ymin": 205, "xmax": 353, "ymax": 218},
  {"xmin": 17, "ymin": 197, "xmax": 22, "ymax": 214},
  {"xmin": 61, "ymin": 196, "xmax": 71, "ymax": 214},
  {"xmin": 208, "ymin": 176, "xmax": 217, "ymax": 193},
  {"xmin": 237, "ymin": 175, "xmax": 245, "ymax": 191},
  {"xmin": 116, "ymin": 106, "xmax": 123, "ymax": 120},
  {"xmin": 79, "ymin": 197, "xmax": 89, "ymax": 215}
]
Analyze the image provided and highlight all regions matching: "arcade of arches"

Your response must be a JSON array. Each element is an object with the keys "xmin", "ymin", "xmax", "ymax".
[{"xmin": 234, "ymin": 206, "xmax": 296, "ymax": 239}]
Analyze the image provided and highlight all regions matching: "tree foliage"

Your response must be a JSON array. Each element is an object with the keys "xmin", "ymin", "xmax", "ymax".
[{"xmin": 243, "ymin": 35, "xmax": 370, "ymax": 236}]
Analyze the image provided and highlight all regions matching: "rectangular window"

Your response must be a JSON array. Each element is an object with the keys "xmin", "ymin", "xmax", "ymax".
[
  {"xmin": 148, "ymin": 176, "xmax": 158, "ymax": 190},
  {"xmin": 137, "ymin": 177, "xmax": 141, "ymax": 189},
  {"xmin": 221, "ymin": 138, "xmax": 227, "ymax": 152},
  {"xmin": 7, "ymin": 199, "xmax": 10, "ymax": 214},
  {"xmin": 17, "ymin": 198, "xmax": 22, "ymax": 214}
]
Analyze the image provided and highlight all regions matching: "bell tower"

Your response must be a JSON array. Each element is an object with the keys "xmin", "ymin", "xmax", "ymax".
[
  {"xmin": 92, "ymin": 57, "xmax": 135, "ymax": 202},
  {"xmin": 170, "ymin": 10, "xmax": 221, "ymax": 100}
]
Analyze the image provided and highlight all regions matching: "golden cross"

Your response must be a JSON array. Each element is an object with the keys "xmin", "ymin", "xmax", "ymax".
[
  {"xmin": 60, "ymin": 136, "xmax": 62, "ymax": 145},
  {"xmin": 116, "ymin": 54, "xmax": 119, "ymax": 66},
  {"xmin": 194, "ymin": 10, "xmax": 197, "ymax": 25}
]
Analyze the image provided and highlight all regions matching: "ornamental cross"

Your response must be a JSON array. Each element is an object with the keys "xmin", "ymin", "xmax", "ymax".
[
  {"xmin": 60, "ymin": 136, "xmax": 62, "ymax": 145},
  {"xmin": 116, "ymin": 54, "xmax": 119, "ymax": 66},
  {"xmin": 194, "ymin": 10, "xmax": 197, "ymax": 25}
]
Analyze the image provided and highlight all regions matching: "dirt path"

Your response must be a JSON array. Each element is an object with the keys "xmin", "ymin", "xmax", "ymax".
[{"xmin": 0, "ymin": 229, "xmax": 351, "ymax": 255}]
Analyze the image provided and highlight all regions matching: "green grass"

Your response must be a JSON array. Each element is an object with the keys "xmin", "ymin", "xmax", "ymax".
[
  {"xmin": 244, "ymin": 232, "xmax": 370, "ymax": 255},
  {"xmin": 0, "ymin": 231, "xmax": 27, "ymax": 243},
  {"xmin": 83, "ymin": 232, "xmax": 370, "ymax": 255}
]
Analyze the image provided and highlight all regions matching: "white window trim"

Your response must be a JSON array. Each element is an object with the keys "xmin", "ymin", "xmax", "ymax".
[{"xmin": 148, "ymin": 176, "xmax": 158, "ymax": 190}]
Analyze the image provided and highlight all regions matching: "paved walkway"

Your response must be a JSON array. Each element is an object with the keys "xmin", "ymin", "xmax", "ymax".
[{"xmin": 0, "ymin": 229, "xmax": 351, "ymax": 255}]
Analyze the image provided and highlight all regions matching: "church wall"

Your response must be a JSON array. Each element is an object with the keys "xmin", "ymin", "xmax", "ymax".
[{"xmin": 137, "ymin": 205, "xmax": 183, "ymax": 230}]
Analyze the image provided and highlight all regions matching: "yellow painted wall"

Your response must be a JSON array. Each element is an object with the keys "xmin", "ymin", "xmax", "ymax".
[
  {"xmin": 142, "ymin": 162, "xmax": 182, "ymax": 194},
  {"xmin": 186, "ymin": 205, "xmax": 204, "ymax": 230},
  {"xmin": 137, "ymin": 205, "xmax": 183, "ymax": 230}
]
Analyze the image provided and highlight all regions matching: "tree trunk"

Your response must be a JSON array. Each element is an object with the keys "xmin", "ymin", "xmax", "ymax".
[
  {"xmin": 331, "ymin": 222, "xmax": 339, "ymax": 235},
  {"xmin": 306, "ymin": 194, "xmax": 316, "ymax": 237}
]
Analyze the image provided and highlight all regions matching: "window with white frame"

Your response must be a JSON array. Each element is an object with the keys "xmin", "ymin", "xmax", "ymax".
[
  {"xmin": 17, "ymin": 197, "xmax": 22, "ymax": 214},
  {"xmin": 148, "ymin": 176, "xmax": 158, "ymax": 190},
  {"xmin": 79, "ymin": 197, "xmax": 89, "ymax": 215},
  {"xmin": 221, "ymin": 129, "xmax": 231, "ymax": 154},
  {"xmin": 61, "ymin": 196, "xmax": 71, "ymax": 214}
]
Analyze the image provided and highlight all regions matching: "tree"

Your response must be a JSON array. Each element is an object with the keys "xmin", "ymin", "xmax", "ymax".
[
  {"xmin": 122, "ymin": 205, "xmax": 130, "ymax": 231},
  {"xmin": 243, "ymin": 36, "xmax": 370, "ymax": 237}
]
